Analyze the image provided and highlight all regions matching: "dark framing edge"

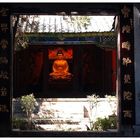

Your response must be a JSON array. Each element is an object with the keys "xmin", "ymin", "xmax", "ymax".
[{"xmin": 8, "ymin": 3, "xmax": 133, "ymax": 137}]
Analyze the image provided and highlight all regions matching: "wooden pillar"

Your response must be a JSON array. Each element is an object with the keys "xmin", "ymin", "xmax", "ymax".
[
  {"xmin": 0, "ymin": 4, "xmax": 11, "ymax": 136},
  {"xmin": 112, "ymin": 49, "xmax": 117, "ymax": 92},
  {"xmin": 119, "ymin": 4, "xmax": 135, "ymax": 134}
]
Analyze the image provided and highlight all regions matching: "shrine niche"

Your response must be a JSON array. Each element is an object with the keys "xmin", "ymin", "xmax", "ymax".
[{"xmin": 13, "ymin": 32, "xmax": 117, "ymax": 98}]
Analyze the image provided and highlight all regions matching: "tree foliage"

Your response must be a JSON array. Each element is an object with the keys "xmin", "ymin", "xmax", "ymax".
[
  {"xmin": 20, "ymin": 93, "xmax": 37, "ymax": 128},
  {"xmin": 63, "ymin": 16, "xmax": 91, "ymax": 32},
  {"xmin": 21, "ymin": 93, "xmax": 36, "ymax": 119}
]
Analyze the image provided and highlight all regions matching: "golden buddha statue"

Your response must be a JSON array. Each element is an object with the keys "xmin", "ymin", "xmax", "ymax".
[{"xmin": 49, "ymin": 50, "xmax": 72, "ymax": 80}]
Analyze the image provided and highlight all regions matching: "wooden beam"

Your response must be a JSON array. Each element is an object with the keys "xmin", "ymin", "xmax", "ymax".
[{"xmin": 10, "ymin": 3, "xmax": 120, "ymax": 15}]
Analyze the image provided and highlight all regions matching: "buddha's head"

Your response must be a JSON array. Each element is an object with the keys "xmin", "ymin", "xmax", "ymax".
[{"xmin": 57, "ymin": 50, "xmax": 64, "ymax": 59}]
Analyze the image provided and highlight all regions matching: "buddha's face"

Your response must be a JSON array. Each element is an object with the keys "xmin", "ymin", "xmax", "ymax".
[{"xmin": 57, "ymin": 53, "xmax": 64, "ymax": 60}]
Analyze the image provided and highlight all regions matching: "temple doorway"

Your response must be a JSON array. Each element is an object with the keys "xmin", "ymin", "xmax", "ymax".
[{"xmin": 12, "ymin": 15, "xmax": 118, "ymax": 131}]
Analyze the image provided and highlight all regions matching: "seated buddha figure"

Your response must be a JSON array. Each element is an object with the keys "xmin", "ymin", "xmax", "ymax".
[{"xmin": 49, "ymin": 51, "xmax": 72, "ymax": 80}]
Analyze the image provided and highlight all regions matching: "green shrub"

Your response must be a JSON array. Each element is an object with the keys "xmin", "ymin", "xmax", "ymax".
[
  {"xmin": 91, "ymin": 116, "xmax": 117, "ymax": 131},
  {"xmin": 20, "ymin": 93, "xmax": 37, "ymax": 128},
  {"xmin": 12, "ymin": 117, "xmax": 28, "ymax": 130}
]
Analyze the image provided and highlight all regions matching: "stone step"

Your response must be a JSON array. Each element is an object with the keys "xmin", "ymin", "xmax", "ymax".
[
  {"xmin": 33, "ymin": 118, "xmax": 80, "ymax": 125},
  {"xmin": 36, "ymin": 124, "xmax": 87, "ymax": 131}
]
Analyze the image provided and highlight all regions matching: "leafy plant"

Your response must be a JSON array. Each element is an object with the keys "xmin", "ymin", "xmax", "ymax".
[
  {"xmin": 20, "ymin": 93, "xmax": 37, "ymax": 128},
  {"xmin": 87, "ymin": 94, "xmax": 99, "ymax": 129},
  {"xmin": 12, "ymin": 117, "xmax": 28, "ymax": 130},
  {"xmin": 91, "ymin": 117, "xmax": 117, "ymax": 131},
  {"xmin": 105, "ymin": 95, "xmax": 117, "ymax": 115}
]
